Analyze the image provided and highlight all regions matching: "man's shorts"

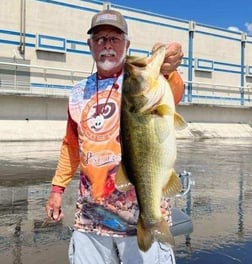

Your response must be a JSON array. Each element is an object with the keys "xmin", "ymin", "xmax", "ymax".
[{"xmin": 68, "ymin": 230, "xmax": 176, "ymax": 264}]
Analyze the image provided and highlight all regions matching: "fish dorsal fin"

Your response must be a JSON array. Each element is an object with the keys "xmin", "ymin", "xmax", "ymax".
[
  {"xmin": 115, "ymin": 162, "xmax": 133, "ymax": 192},
  {"xmin": 162, "ymin": 169, "xmax": 182, "ymax": 197},
  {"xmin": 174, "ymin": 112, "xmax": 187, "ymax": 130}
]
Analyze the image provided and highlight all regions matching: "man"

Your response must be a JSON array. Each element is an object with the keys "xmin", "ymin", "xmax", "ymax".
[{"xmin": 45, "ymin": 8, "xmax": 184, "ymax": 264}]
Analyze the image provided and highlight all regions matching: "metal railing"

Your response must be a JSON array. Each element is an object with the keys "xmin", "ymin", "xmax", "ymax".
[
  {"xmin": 1, "ymin": 60, "xmax": 252, "ymax": 105},
  {"xmin": 184, "ymin": 80, "xmax": 252, "ymax": 106},
  {"xmin": 0, "ymin": 61, "xmax": 90, "ymax": 97}
]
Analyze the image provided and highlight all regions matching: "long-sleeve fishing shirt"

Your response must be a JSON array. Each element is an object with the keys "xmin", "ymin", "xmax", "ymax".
[{"xmin": 51, "ymin": 70, "xmax": 184, "ymax": 236}]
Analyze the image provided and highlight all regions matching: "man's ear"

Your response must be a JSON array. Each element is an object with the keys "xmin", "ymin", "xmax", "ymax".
[
  {"xmin": 87, "ymin": 38, "xmax": 92, "ymax": 50},
  {"xmin": 126, "ymin": 39, "xmax": 130, "ymax": 50}
]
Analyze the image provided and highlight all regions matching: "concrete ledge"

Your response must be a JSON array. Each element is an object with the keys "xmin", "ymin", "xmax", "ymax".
[
  {"xmin": 176, "ymin": 122, "xmax": 252, "ymax": 139},
  {"xmin": 0, "ymin": 120, "xmax": 66, "ymax": 141},
  {"xmin": 0, "ymin": 120, "xmax": 252, "ymax": 141}
]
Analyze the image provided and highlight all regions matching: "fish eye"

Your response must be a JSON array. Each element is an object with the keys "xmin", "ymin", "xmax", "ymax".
[{"xmin": 124, "ymin": 71, "xmax": 130, "ymax": 80}]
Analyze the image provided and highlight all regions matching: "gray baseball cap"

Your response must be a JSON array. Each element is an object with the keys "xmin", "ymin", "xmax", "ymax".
[{"xmin": 87, "ymin": 9, "xmax": 128, "ymax": 34}]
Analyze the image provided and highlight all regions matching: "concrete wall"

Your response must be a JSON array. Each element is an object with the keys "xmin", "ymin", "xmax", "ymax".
[
  {"xmin": 177, "ymin": 104, "xmax": 252, "ymax": 124},
  {"xmin": 1, "ymin": 95, "xmax": 252, "ymax": 141},
  {"xmin": 0, "ymin": 94, "xmax": 68, "ymax": 120},
  {"xmin": 1, "ymin": 94, "xmax": 252, "ymax": 123}
]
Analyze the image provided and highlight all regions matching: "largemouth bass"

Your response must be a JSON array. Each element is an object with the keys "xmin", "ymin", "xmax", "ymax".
[{"xmin": 116, "ymin": 46, "xmax": 187, "ymax": 252}]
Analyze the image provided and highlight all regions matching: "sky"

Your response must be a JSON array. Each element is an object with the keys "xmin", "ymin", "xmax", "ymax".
[{"xmin": 108, "ymin": 0, "xmax": 252, "ymax": 35}]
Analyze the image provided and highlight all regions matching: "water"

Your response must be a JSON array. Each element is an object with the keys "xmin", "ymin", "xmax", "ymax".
[
  {"xmin": 0, "ymin": 139, "xmax": 252, "ymax": 263},
  {"xmin": 174, "ymin": 139, "xmax": 252, "ymax": 264}
]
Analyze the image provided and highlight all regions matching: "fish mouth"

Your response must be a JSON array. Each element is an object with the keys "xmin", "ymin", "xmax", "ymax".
[
  {"xmin": 124, "ymin": 46, "xmax": 166, "ymax": 85},
  {"xmin": 124, "ymin": 62, "xmax": 145, "ymax": 76},
  {"xmin": 124, "ymin": 55, "xmax": 148, "ymax": 76}
]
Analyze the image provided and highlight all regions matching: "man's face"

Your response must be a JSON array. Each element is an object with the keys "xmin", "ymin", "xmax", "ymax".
[{"xmin": 88, "ymin": 26, "xmax": 130, "ymax": 73}]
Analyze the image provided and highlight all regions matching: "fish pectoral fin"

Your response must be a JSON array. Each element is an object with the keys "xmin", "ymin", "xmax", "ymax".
[
  {"xmin": 162, "ymin": 169, "xmax": 182, "ymax": 197},
  {"xmin": 115, "ymin": 162, "xmax": 133, "ymax": 192},
  {"xmin": 137, "ymin": 216, "xmax": 175, "ymax": 252},
  {"xmin": 153, "ymin": 104, "xmax": 173, "ymax": 116},
  {"xmin": 174, "ymin": 112, "xmax": 187, "ymax": 130}
]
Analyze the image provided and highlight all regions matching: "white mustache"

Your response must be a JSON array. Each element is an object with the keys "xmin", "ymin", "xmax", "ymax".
[{"xmin": 99, "ymin": 50, "xmax": 117, "ymax": 57}]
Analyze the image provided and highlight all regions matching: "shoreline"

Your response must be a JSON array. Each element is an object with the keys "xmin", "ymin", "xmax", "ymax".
[{"xmin": 1, "ymin": 120, "xmax": 252, "ymax": 141}]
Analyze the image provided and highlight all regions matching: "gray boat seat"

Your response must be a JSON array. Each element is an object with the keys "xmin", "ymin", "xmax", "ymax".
[{"xmin": 170, "ymin": 208, "xmax": 193, "ymax": 236}]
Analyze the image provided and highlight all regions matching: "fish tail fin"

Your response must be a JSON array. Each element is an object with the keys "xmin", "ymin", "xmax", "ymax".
[
  {"xmin": 137, "ymin": 216, "xmax": 153, "ymax": 252},
  {"xmin": 163, "ymin": 169, "xmax": 182, "ymax": 197},
  {"xmin": 137, "ymin": 216, "xmax": 175, "ymax": 252}
]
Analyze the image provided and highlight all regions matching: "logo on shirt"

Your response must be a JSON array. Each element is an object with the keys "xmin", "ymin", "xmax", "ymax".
[{"xmin": 81, "ymin": 90, "xmax": 120, "ymax": 142}]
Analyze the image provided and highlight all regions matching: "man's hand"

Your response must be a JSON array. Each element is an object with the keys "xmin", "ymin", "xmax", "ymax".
[
  {"xmin": 152, "ymin": 42, "xmax": 183, "ymax": 76},
  {"xmin": 45, "ymin": 192, "xmax": 64, "ymax": 221}
]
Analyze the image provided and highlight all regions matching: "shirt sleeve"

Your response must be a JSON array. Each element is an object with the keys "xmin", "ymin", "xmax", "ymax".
[
  {"xmin": 52, "ymin": 109, "xmax": 80, "ymax": 188},
  {"xmin": 166, "ymin": 71, "xmax": 185, "ymax": 105}
]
